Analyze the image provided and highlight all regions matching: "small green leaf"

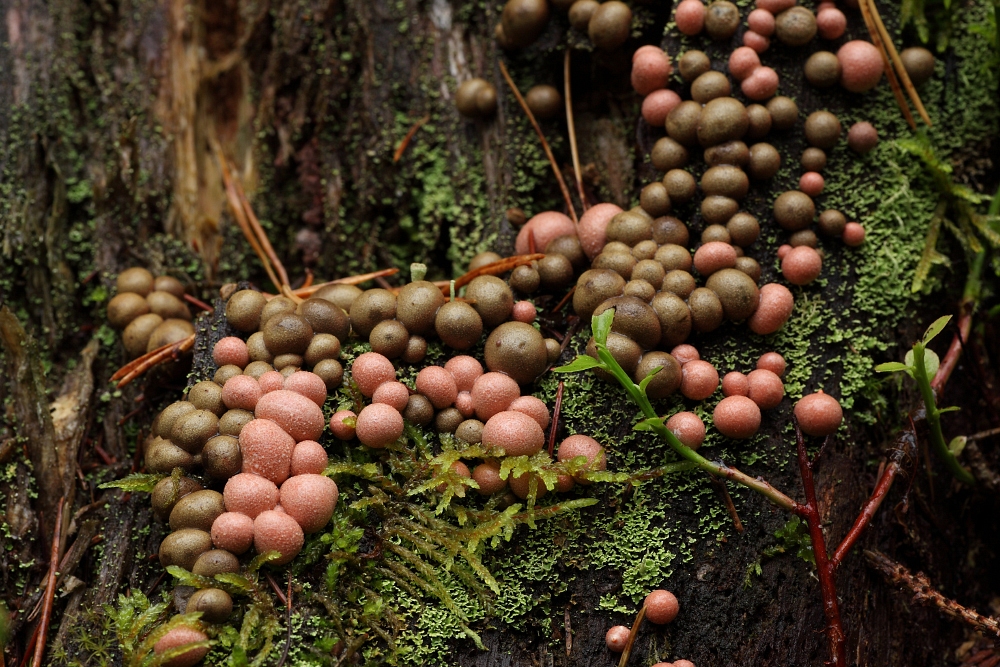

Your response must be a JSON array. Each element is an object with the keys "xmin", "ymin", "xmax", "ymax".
[
  {"xmin": 634, "ymin": 417, "xmax": 665, "ymax": 432},
  {"xmin": 248, "ymin": 551, "xmax": 282, "ymax": 573},
  {"xmin": 638, "ymin": 366, "xmax": 663, "ymax": 396},
  {"xmin": 552, "ymin": 355, "xmax": 604, "ymax": 373},
  {"xmin": 98, "ymin": 473, "xmax": 166, "ymax": 492},
  {"xmin": 907, "ymin": 347, "xmax": 941, "ymax": 377},
  {"xmin": 922, "ymin": 315, "xmax": 952, "ymax": 345},
  {"xmin": 948, "ymin": 436, "xmax": 967, "ymax": 455},
  {"xmin": 939, "ymin": 405, "xmax": 961, "ymax": 414},
  {"xmin": 874, "ymin": 362, "xmax": 910, "ymax": 374},
  {"xmin": 592, "ymin": 309, "xmax": 614, "ymax": 346}
]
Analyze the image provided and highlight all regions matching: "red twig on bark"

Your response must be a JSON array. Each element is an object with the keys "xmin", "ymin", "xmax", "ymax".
[
  {"xmin": 32, "ymin": 497, "xmax": 65, "ymax": 667},
  {"xmin": 181, "ymin": 293, "xmax": 214, "ymax": 313},
  {"xmin": 547, "ymin": 381, "xmax": 564, "ymax": 456},
  {"xmin": 795, "ymin": 423, "xmax": 846, "ymax": 667}
]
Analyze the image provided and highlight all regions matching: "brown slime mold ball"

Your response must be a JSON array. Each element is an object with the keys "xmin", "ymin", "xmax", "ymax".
[
  {"xmin": 644, "ymin": 589, "xmax": 680, "ymax": 624},
  {"xmin": 589, "ymin": 1, "xmax": 632, "ymax": 51},
  {"xmin": 794, "ymin": 391, "xmax": 843, "ymax": 436},
  {"xmin": 713, "ymin": 395, "xmax": 762, "ymax": 439}
]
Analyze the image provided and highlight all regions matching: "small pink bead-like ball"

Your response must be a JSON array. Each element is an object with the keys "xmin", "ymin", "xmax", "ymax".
[
  {"xmin": 471, "ymin": 371, "xmax": 521, "ymax": 421},
  {"xmin": 680, "ymin": 360, "xmax": 719, "ymax": 400},
  {"xmin": 213, "ymin": 336, "xmax": 249, "ymax": 368},
  {"xmin": 674, "ymin": 661, "xmax": 697, "ymax": 667},
  {"xmin": 781, "ymin": 246, "xmax": 823, "ymax": 285},
  {"xmin": 329, "ymin": 410, "xmax": 356, "ymax": 440},
  {"xmin": 644, "ymin": 589, "xmax": 680, "ymax": 624},
  {"xmin": 641, "ymin": 89, "xmax": 683, "ymax": 127},
  {"xmin": 279, "ymin": 473, "xmax": 339, "ymax": 533},
  {"xmin": 211, "ymin": 511, "xmax": 255, "ymax": 554},
  {"xmin": 472, "ymin": 461, "xmax": 507, "ymax": 495},
  {"xmin": 747, "ymin": 8, "xmax": 776, "ymax": 35},
  {"xmin": 606, "ymin": 625, "xmax": 630, "ymax": 652},
  {"xmin": 741, "ymin": 66, "xmax": 780, "ymax": 101},
  {"xmin": 743, "ymin": 30, "xmax": 771, "ymax": 53},
  {"xmin": 283, "ymin": 371, "xmax": 327, "ymax": 407},
  {"xmin": 255, "ymin": 389, "xmax": 326, "ymax": 442},
  {"xmin": 675, "ymin": 0, "xmax": 706, "ymax": 35},
  {"xmin": 352, "ymin": 352, "xmax": 396, "ymax": 397},
  {"xmin": 578, "ymin": 203, "xmax": 624, "ymax": 260},
  {"xmin": 670, "ymin": 344, "xmax": 701, "ymax": 366},
  {"xmin": 838, "ymin": 40, "xmax": 884, "ymax": 93},
  {"xmin": 556, "ymin": 434, "xmax": 607, "ymax": 482},
  {"xmin": 482, "ymin": 410, "xmax": 545, "ymax": 456},
  {"xmin": 355, "ymin": 403, "xmax": 404, "ymax": 448},
  {"xmin": 633, "ymin": 45, "xmax": 664, "ymax": 63},
  {"xmin": 416, "ymin": 366, "xmax": 459, "ymax": 409},
  {"xmin": 722, "ymin": 371, "xmax": 750, "ymax": 397},
  {"xmin": 665, "ymin": 411, "xmax": 706, "ymax": 449},
  {"xmin": 290, "ymin": 440, "xmax": 329, "ymax": 476},
  {"xmin": 223, "ymin": 472, "xmax": 279, "ymax": 519},
  {"xmin": 455, "ymin": 391, "xmax": 476, "ymax": 417},
  {"xmin": 746, "ymin": 368, "xmax": 785, "ymax": 409},
  {"xmin": 795, "ymin": 390, "xmax": 843, "ymax": 436},
  {"xmin": 223, "ymin": 374, "xmax": 263, "ymax": 411},
  {"xmin": 777, "ymin": 244, "xmax": 792, "ymax": 260},
  {"xmin": 799, "ymin": 171, "xmax": 825, "ymax": 197},
  {"xmin": 729, "ymin": 47, "xmax": 762, "ymax": 81},
  {"xmin": 445, "ymin": 355, "xmax": 484, "ymax": 392},
  {"xmin": 515, "ymin": 211, "xmax": 577, "ymax": 255},
  {"xmin": 154, "ymin": 627, "xmax": 210, "ymax": 667},
  {"xmin": 258, "ymin": 370, "xmax": 285, "ymax": 394},
  {"xmin": 693, "ymin": 241, "xmax": 738, "ymax": 276},
  {"xmin": 509, "ymin": 395, "xmax": 551, "ymax": 430},
  {"xmin": 748, "ymin": 283, "xmax": 795, "ymax": 335},
  {"xmin": 631, "ymin": 48, "xmax": 673, "ymax": 96},
  {"xmin": 239, "ymin": 418, "xmax": 296, "ymax": 484},
  {"xmin": 253, "ymin": 509, "xmax": 304, "ymax": 565},
  {"xmin": 372, "ymin": 381, "xmax": 411, "ymax": 411},
  {"xmin": 757, "ymin": 351, "xmax": 787, "ymax": 376},
  {"xmin": 816, "ymin": 7, "xmax": 847, "ymax": 40},
  {"xmin": 843, "ymin": 222, "xmax": 866, "ymax": 247},
  {"xmin": 512, "ymin": 300, "xmax": 537, "ymax": 324},
  {"xmin": 713, "ymin": 395, "xmax": 762, "ymax": 439}
]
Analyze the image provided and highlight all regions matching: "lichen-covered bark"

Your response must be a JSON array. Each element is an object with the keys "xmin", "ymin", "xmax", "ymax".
[{"xmin": 1, "ymin": 0, "xmax": 998, "ymax": 664}]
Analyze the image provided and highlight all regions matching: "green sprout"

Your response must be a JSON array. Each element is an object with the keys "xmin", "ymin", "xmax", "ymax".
[
  {"xmin": 875, "ymin": 315, "xmax": 975, "ymax": 485},
  {"xmin": 554, "ymin": 309, "xmax": 801, "ymax": 512}
]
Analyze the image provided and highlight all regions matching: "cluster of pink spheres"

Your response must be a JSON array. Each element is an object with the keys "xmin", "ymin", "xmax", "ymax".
[
  {"xmin": 330, "ymin": 351, "xmax": 608, "ymax": 498},
  {"xmin": 209, "ymin": 336, "xmax": 339, "ymax": 566}
]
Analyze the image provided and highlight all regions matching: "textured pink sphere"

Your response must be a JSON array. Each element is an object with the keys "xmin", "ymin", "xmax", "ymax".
[
  {"xmin": 255, "ymin": 389, "xmax": 326, "ymax": 442},
  {"xmin": 329, "ymin": 410, "xmax": 357, "ymax": 440},
  {"xmin": 748, "ymin": 283, "xmax": 795, "ymax": 335},
  {"xmin": 153, "ymin": 627, "xmax": 209, "ymax": 667},
  {"xmin": 713, "ymin": 395, "xmax": 762, "ymax": 439},
  {"xmin": 680, "ymin": 360, "xmax": 719, "ymax": 400},
  {"xmin": 482, "ymin": 410, "xmax": 545, "ymax": 456},
  {"xmin": 417, "ymin": 366, "xmax": 459, "ymax": 409},
  {"xmin": 253, "ymin": 509, "xmax": 304, "ymax": 565},
  {"xmin": 283, "ymin": 371, "xmax": 327, "ymax": 407},
  {"xmin": 722, "ymin": 371, "xmax": 750, "ymax": 397},
  {"xmin": 665, "ymin": 411, "xmax": 706, "ymax": 449},
  {"xmin": 279, "ymin": 474, "xmax": 338, "ymax": 533},
  {"xmin": 838, "ymin": 41, "xmax": 884, "ymax": 93},
  {"xmin": 223, "ymin": 374, "xmax": 263, "ymax": 411},
  {"xmin": 606, "ymin": 625, "xmax": 630, "ymax": 652},
  {"xmin": 578, "ymin": 203, "xmax": 624, "ymax": 259},
  {"xmin": 509, "ymin": 395, "xmax": 551, "ymax": 430},
  {"xmin": 777, "ymin": 244, "xmax": 792, "ymax": 260},
  {"xmin": 743, "ymin": 30, "xmax": 771, "ymax": 53},
  {"xmin": 746, "ymin": 369, "xmax": 785, "ymax": 409},
  {"xmin": 781, "ymin": 246, "xmax": 823, "ymax": 285},
  {"xmin": 675, "ymin": 0, "xmax": 706, "ymax": 35},
  {"xmin": 512, "ymin": 300, "xmax": 538, "ymax": 323},
  {"xmin": 816, "ymin": 7, "xmax": 847, "ymax": 40},
  {"xmin": 445, "ymin": 355, "xmax": 484, "ymax": 392},
  {"xmin": 642, "ymin": 89, "xmax": 682, "ymax": 127},
  {"xmin": 757, "ymin": 351, "xmax": 787, "ymax": 376},
  {"xmin": 351, "ymin": 352, "xmax": 396, "ymax": 397},
  {"xmin": 515, "ymin": 211, "xmax": 577, "ymax": 255},
  {"xmin": 223, "ymin": 473, "xmax": 279, "ymax": 519},
  {"xmin": 239, "ymin": 419, "xmax": 296, "ymax": 484},
  {"xmin": 843, "ymin": 222, "xmax": 866, "ymax": 247},
  {"xmin": 729, "ymin": 47, "xmax": 762, "ymax": 81},
  {"xmin": 670, "ymin": 344, "xmax": 700, "ymax": 366},
  {"xmin": 372, "ymin": 381, "xmax": 410, "ymax": 411},
  {"xmin": 756, "ymin": 0, "xmax": 795, "ymax": 12},
  {"xmin": 747, "ymin": 8, "xmax": 776, "ymax": 35},
  {"xmin": 214, "ymin": 336, "xmax": 249, "ymax": 368},
  {"xmin": 693, "ymin": 242, "xmax": 738, "ymax": 276},
  {"xmin": 644, "ymin": 589, "xmax": 680, "ymax": 624},
  {"xmin": 258, "ymin": 370, "xmax": 285, "ymax": 394},
  {"xmin": 211, "ymin": 511, "xmax": 255, "ymax": 554},
  {"xmin": 741, "ymin": 66, "xmax": 780, "ymax": 101},
  {"xmin": 632, "ymin": 49, "xmax": 673, "ymax": 95},
  {"xmin": 799, "ymin": 171, "xmax": 825, "ymax": 197},
  {"xmin": 471, "ymin": 372, "xmax": 521, "ymax": 421},
  {"xmin": 355, "ymin": 403, "xmax": 404, "ymax": 448},
  {"xmin": 794, "ymin": 391, "xmax": 843, "ymax": 436},
  {"xmin": 290, "ymin": 440, "xmax": 329, "ymax": 476}
]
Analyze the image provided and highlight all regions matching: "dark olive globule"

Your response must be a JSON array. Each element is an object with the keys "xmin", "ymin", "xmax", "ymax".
[
  {"xmin": 501, "ymin": 0, "xmax": 550, "ymax": 49},
  {"xmin": 297, "ymin": 298, "xmax": 350, "ymax": 340},
  {"xmin": 484, "ymin": 321, "xmax": 548, "ymax": 384},
  {"xmin": 593, "ymin": 296, "xmax": 662, "ymax": 350},
  {"xmin": 159, "ymin": 529, "xmax": 213, "ymax": 570},
  {"xmin": 202, "ymin": 435, "xmax": 243, "ymax": 480},
  {"xmin": 116, "ymin": 267, "xmax": 154, "ymax": 296},
  {"xmin": 152, "ymin": 476, "xmax": 202, "ymax": 521},
  {"xmin": 804, "ymin": 51, "xmax": 841, "ymax": 88},
  {"xmin": 588, "ymin": 1, "xmax": 633, "ymax": 51},
  {"xmin": 651, "ymin": 137, "xmax": 690, "ymax": 172},
  {"xmin": 525, "ymin": 85, "xmax": 562, "ymax": 120},
  {"xmin": 775, "ymin": 6, "xmax": 817, "ymax": 46},
  {"xmin": 370, "ymin": 319, "xmax": 410, "ymax": 359},
  {"xmin": 107, "ymin": 292, "xmax": 150, "ymax": 329},
  {"xmin": 697, "ymin": 98, "xmax": 749, "ymax": 148},
  {"xmin": 801, "ymin": 147, "xmax": 827, "ymax": 172},
  {"xmin": 688, "ymin": 287, "xmax": 724, "ymax": 332},
  {"xmin": 263, "ymin": 313, "xmax": 314, "ymax": 356},
  {"xmin": 169, "ymin": 489, "xmax": 226, "ymax": 533},
  {"xmin": 396, "ymin": 281, "xmax": 445, "ymax": 335},
  {"xmin": 678, "ymin": 50, "xmax": 711, "ymax": 82},
  {"xmin": 634, "ymin": 352, "xmax": 682, "ymax": 399},
  {"xmin": 651, "ymin": 292, "xmax": 693, "ymax": 347},
  {"xmin": 690, "ymin": 71, "xmax": 731, "ymax": 104},
  {"xmin": 704, "ymin": 1, "xmax": 740, "ymax": 40},
  {"xmin": 587, "ymin": 333, "xmax": 642, "ymax": 379},
  {"xmin": 573, "ymin": 269, "xmax": 627, "ymax": 318},
  {"xmin": 773, "ymin": 190, "xmax": 816, "ymax": 231},
  {"xmin": 666, "ymin": 102, "xmax": 703, "ymax": 147},
  {"xmin": 804, "ymin": 110, "xmax": 842, "ymax": 150},
  {"xmin": 187, "ymin": 588, "xmax": 234, "ymax": 624},
  {"xmin": 313, "ymin": 284, "xmax": 362, "ymax": 313},
  {"xmin": 766, "ymin": 96, "xmax": 799, "ymax": 131},
  {"xmin": 706, "ymin": 268, "xmax": 760, "ymax": 321},
  {"xmin": 350, "ymin": 288, "xmax": 397, "ymax": 338},
  {"xmin": 435, "ymin": 301, "xmax": 484, "ymax": 350},
  {"xmin": 465, "ymin": 276, "xmax": 514, "ymax": 327}
]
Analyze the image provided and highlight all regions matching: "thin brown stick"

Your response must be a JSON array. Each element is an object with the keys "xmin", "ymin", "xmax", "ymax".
[
  {"xmin": 831, "ymin": 428, "xmax": 916, "ymax": 569},
  {"xmin": 616, "ymin": 605, "xmax": 646, "ymax": 667},
  {"xmin": 709, "ymin": 477, "xmax": 744, "ymax": 534},
  {"xmin": 32, "ymin": 497, "xmax": 64, "ymax": 667},
  {"xmin": 218, "ymin": 153, "xmax": 283, "ymax": 289},
  {"xmin": 111, "ymin": 334, "xmax": 196, "ymax": 387},
  {"xmin": 182, "ymin": 293, "xmax": 214, "ymax": 313},
  {"xmin": 234, "ymin": 173, "xmax": 290, "ymax": 289},
  {"xmin": 548, "ymin": 381, "xmax": 564, "ymax": 456},
  {"xmin": 865, "ymin": 0, "xmax": 932, "ymax": 126},
  {"xmin": 19, "ymin": 624, "xmax": 41, "ymax": 667},
  {"xmin": 437, "ymin": 254, "xmax": 546, "ymax": 295},
  {"xmin": 550, "ymin": 287, "xmax": 575, "ymax": 314},
  {"xmin": 265, "ymin": 571, "xmax": 289, "ymax": 606},
  {"xmin": 857, "ymin": 0, "xmax": 917, "ymax": 129},
  {"xmin": 865, "ymin": 549, "xmax": 1000, "ymax": 639},
  {"xmin": 564, "ymin": 605, "xmax": 572, "ymax": 657},
  {"xmin": 291, "ymin": 268, "xmax": 401, "ymax": 298},
  {"xmin": 393, "ymin": 115, "xmax": 430, "ymax": 163},
  {"xmin": 564, "ymin": 50, "xmax": 587, "ymax": 211},
  {"xmin": 497, "ymin": 60, "xmax": 578, "ymax": 223},
  {"xmin": 795, "ymin": 423, "xmax": 845, "ymax": 667},
  {"xmin": 275, "ymin": 573, "xmax": 293, "ymax": 667},
  {"xmin": 931, "ymin": 307, "xmax": 973, "ymax": 393}
]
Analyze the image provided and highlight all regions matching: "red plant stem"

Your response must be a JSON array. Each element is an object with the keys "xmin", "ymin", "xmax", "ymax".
[
  {"xmin": 393, "ymin": 115, "xmax": 430, "ymax": 163},
  {"xmin": 931, "ymin": 307, "xmax": 972, "ymax": 394},
  {"xmin": 831, "ymin": 427, "xmax": 916, "ymax": 570},
  {"xmin": 181, "ymin": 293, "xmax": 214, "ymax": 313},
  {"xmin": 33, "ymin": 497, "xmax": 64, "ymax": 667},
  {"xmin": 795, "ymin": 425, "xmax": 845, "ymax": 667},
  {"xmin": 547, "ymin": 381, "xmax": 564, "ymax": 456}
]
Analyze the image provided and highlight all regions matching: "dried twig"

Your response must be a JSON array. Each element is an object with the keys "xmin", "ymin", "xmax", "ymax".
[
  {"xmin": 182, "ymin": 293, "xmax": 214, "ymax": 313},
  {"xmin": 218, "ymin": 150, "xmax": 283, "ymax": 290},
  {"xmin": 393, "ymin": 115, "xmax": 430, "ymax": 163},
  {"xmin": 864, "ymin": 0, "xmax": 932, "ymax": 126},
  {"xmin": 616, "ymin": 605, "xmax": 646, "ymax": 667},
  {"xmin": 564, "ymin": 50, "xmax": 587, "ymax": 211},
  {"xmin": 497, "ymin": 60, "xmax": 578, "ymax": 223},
  {"xmin": 709, "ymin": 477, "xmax": 744, "ymax": 534},
  {"xmin": 437, "ymin": 254, "xmax": 545, "ymax": 294},
  {"xmin": 111, "ymin": 334, "xmax": 196, "ymax": 387},
  {"xmin": 292, "ymin": 268, "xmax": 401, "ymax": 298},
  {"xmin": 32, "ymin": 497, "xmax": 65, "ymax": 667},
  {"xmin": 865, "ymin": 549, "xmax": 1000, "ymax": 639},
  {"xmin": 547, "ymin": 381, "xmax": 564, "ymax": 456},
  {"xmin": 857, "ymin": 0, "xmax": 916, "ymax": 129}
]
